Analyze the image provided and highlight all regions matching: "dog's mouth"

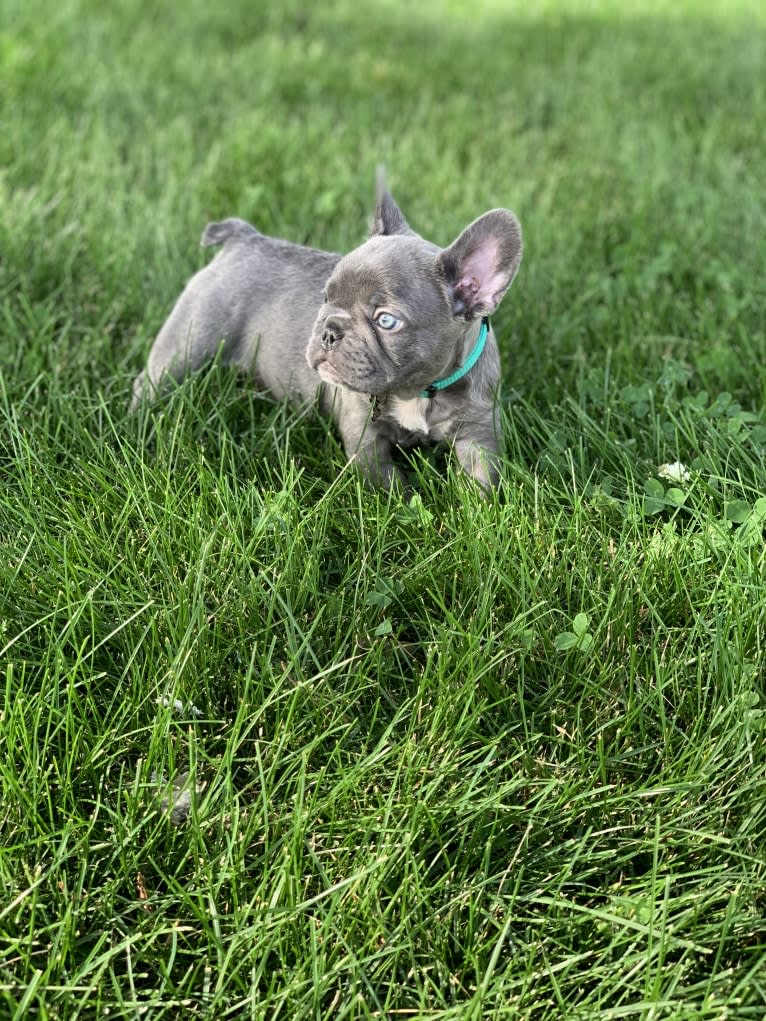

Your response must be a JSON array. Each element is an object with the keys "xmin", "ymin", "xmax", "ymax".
[
  {"xmin": 310, "ymin": 346, "xmax": 393, "ymax": 397},
  {"xmin": 312, "ymin": 355, "xmax": 369, "ymax": 394},
  {"xmin": 315, "ymin": 360, "xmax": 343, "ymax": 386}
]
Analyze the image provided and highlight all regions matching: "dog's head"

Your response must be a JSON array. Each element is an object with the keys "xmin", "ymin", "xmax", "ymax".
[{"xmin": 306, "ymin": 192, "xmax": 522, "ymax": 398}]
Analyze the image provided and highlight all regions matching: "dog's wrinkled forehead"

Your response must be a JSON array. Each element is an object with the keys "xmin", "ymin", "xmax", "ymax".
[{"xmin": 326, "ymin": 235, "xmax": 443, "ymax": 314}]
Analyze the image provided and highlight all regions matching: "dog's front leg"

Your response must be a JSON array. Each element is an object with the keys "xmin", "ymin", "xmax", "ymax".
[
  {"xmin": 351, "ymin": 433, "xmax": 407, "ymax": 490},
  {"xmin": 337, "ymin": 410, "xmax": 405, "ymax": 490},
  {"xmin": 452, "ymin": 417, "xmax": 502, "ymax": 490}
]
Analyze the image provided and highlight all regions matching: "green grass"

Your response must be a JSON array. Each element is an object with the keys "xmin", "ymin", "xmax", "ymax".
[{"xmin": 1, "ymin": 0, "xmax": 766, "ymax": 1017}]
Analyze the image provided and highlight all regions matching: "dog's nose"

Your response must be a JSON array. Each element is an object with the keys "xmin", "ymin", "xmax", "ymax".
[{"xmin": 321, "ymin": 314, "xmax": 346, "ymax": 351}]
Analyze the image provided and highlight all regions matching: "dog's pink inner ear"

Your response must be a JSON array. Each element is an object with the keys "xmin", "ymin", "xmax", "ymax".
[
  {"xmin": 458, "ymin": 240, "xmax": 502, "ymax": 306},
  {"xmin": 459, "ymin": 274, "xmax": 480, "ymax": 295}
]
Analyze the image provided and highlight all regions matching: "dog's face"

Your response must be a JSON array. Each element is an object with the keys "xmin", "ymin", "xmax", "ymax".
[
  {"xmin": 307, "ymin": 233, "xmax": 457, "ymax": 398},
  {"xmin": 306, "ymin": 193, "xmax": 522, "ymax": 399}
]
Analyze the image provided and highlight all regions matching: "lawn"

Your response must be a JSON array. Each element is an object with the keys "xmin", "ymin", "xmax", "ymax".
[{"xmin": 1, "ymin": 0, "xmax": 765, "ymax": 1017}]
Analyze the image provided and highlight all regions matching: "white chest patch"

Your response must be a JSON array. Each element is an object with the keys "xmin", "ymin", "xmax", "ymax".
[{"xmin": 388, "ymin": 396, "xmax": 431, "ymax": 436}]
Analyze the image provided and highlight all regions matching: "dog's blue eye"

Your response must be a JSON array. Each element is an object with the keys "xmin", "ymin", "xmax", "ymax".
[{"xmin": 375, "ymin": 312, "xmax": 400, "ymax": 331}]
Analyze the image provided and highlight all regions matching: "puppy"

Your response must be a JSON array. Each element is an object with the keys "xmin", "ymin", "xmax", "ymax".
[{"xmin": 131, "ymin": 186, "xmax": 522, "ymax": 489}]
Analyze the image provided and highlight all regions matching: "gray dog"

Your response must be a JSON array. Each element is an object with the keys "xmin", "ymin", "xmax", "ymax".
[{"xmin": 131, "ymin": 187, "xmax": 522, "ymax": 489}]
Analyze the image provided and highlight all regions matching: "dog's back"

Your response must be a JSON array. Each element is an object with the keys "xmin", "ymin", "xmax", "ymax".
[{"xmin": 131, "ymin": 218, "xmax": 339, "ymax": 408}]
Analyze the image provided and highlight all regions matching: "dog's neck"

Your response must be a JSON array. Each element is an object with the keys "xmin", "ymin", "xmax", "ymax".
[
  {"xmin": 451, "ymin": 316, "xmax": 487, "ymax": 376},
  {"xmin": 369, "ymin": 317, "xmax": 490, "ymax": 426},
  {"xmin": 419, "ymin": 317, "xmax": 489, "ymax": 399}
]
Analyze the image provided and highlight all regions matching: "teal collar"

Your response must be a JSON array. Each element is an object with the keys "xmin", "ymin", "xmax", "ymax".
[{"xmin": 419, "ymin": 317, "xmax": 490, "ymax": 399}]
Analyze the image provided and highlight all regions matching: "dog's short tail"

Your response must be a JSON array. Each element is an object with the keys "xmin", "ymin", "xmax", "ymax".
[
  {"xmin": 200, "ymin": 218, "xmax": 262, "ymax": 248},
  {"xmin": 375, "ymin": 165, "xmax": 387, "ymax": 206}
]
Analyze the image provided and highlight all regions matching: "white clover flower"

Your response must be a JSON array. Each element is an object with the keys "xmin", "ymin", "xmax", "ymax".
[
  {"xmin": 159, "ymin": 695, "xmax": 203, "ymax": 717},
  {"xmin": 657, "ymin": 461, "xmax": 691, "ymax": 484}
]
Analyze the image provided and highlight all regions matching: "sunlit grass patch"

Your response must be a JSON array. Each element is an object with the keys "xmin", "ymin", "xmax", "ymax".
[{"xmin": 1, "ymin": 0, "xmax": 766, "ymax": 1017}]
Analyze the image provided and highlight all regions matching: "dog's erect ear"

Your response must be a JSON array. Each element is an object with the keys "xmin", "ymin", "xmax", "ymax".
[
  {"xmin": 371, "ymin": 191, "xmax": 415, "ymax": 237},
  {"xmin": 437, "ymin": 209, "xmax": 522, "ymax": 318}
]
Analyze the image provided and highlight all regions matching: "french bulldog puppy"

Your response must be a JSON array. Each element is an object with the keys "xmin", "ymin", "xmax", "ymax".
[{"xmin": 131, "ymin": 188, "xmax": 522, "ymax": 489}]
